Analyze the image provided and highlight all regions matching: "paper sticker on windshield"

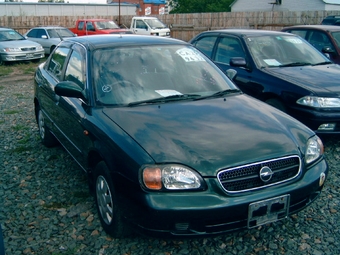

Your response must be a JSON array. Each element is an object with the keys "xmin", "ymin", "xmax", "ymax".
[
  {"xmin": 155, "ymin": 90, "xmax": 182, "ymax": 97},
  {"xmin": 176, "ymin": 48, "xmax": 206, "ymax": 62},
  {"xmin": 285, "ymin": 38, "xmax": 303, "ymax": 44},
  {"xmin": 264, "ymin": 59, "xmax": 281, "ymax": 66}
]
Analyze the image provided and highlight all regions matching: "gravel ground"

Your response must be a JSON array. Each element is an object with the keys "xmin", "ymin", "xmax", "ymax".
[{"xmin": 0, "ymin": 72, "xmax": 339, "ymax": 255}]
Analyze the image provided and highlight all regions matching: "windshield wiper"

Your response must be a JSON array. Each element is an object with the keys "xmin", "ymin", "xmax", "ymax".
[
  {"xmin": 128, "ymin": 94, "xmax": 201, "ymax": 106},
  {"xmin": 312, "ymin": 61, "xmax": 333, "ymax": 66},
  {"xmin": 279, "ymin": 62, "xmax": 312, "ymax": 67},
  {"xmin": 195, "ymin": 89, "xmax": 241, "ymax": 100}
]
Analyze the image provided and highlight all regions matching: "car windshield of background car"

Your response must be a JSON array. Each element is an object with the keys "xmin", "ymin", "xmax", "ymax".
[
  {"xmin": 93, "ymin": 45, "xmax": 237, "ymax": 106},
  {"xmin": 0, "ymin": 30, "xmax": 25, "ymax": 41},
  {"xmin": 145, "ymin": 19, "xmax": 167, "ymax": 29},
  {"xmin": 246, "ymin": 35, "xmax": 328, "ymax": 68},
  {"xmin": 95, "ymin": 21, "xmax": 120, "ymax": 29},
  {"xmin": 48, "ymin": 28, "xmax": 75, "ymax": 38}
]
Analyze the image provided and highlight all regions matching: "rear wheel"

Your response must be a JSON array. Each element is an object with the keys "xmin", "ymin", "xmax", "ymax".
[
  {"xmin": 94, "ymin": 161, "xmax": 130, "ymax": 238},
  {"xmin": 37, "ymin": 108, "xmax": 57, "ymax": 147}
]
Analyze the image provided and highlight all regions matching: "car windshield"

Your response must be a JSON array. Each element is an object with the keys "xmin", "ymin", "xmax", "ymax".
[
  {"xmin": 94, "ymin": 21, "xmax": 120, "ymax": 30},
  {"xmin": 246, "ymin": 34, "xmax": 329, "ymax": 68},
  {"xmin": 0, "ymin": 30, "xmax": 25, "ymax": 41},
  {"xmin": 144, "ymin": 19, "xmax": 167, "ymax": 29},
  {"xmin": 331, "ymin": 31, "xmax": 340, "ymax": 48},
  {"xmin": 47, "ymin": 28, "xmax": 75, "ymax": 38},
  {"xmin": 93, "ymin": 45, "xmax": 238, "ymax": 106}
]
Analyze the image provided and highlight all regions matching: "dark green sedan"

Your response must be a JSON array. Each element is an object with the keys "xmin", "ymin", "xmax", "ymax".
[{"xmin": 34, "ymin": 34, "xmax": 328, "ymax": 238}]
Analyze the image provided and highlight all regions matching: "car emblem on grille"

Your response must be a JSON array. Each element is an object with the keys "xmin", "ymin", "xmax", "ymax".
[{"xmin": 259, "ymin": 166, "xmax": 273, "ymax": 182}]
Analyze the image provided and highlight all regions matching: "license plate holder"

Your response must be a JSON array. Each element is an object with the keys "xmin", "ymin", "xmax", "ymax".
[
  {"xmin": 248, "ymin": 194, "xmax": 290, "ymax": 228},
  {"xmin": 26, "ymin": 53, "xmax": 33, "ymax": 58}
]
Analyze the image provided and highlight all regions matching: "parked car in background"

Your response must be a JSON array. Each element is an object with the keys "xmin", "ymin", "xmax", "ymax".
[
  {"xmin": 34, "ymin": 34, "xmax": 328, "ymax": 238},
  {"xmin": 130, "ymin": 16, "xmax": 171, "ymax": 37},
  {"xmin": 321, "ymin": 15, "xmax": 340, "ymax": 25},
  {"xmin": 189, "ymin": 29, "xmax": 340, "ymax": 134},
  {"xmin": 24, "ymin": 26, "xmax": 76, "ymax": 55},
  {"xmin": 281, "ymin": 25, "xmax": 340, "ymax": 64},
  {"xmin": 0, "ymin": 27, "xmax": 44, "ymax": 65},
  {"xmin": 69, "ymin": 19, "xmax": 132, "ymax": 36}
]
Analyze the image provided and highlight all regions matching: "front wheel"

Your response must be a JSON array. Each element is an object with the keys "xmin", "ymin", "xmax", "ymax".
[
  {"xmin": 37, "ymin": 108, "xmax": 57, "ymax": 147},
  {"xmin": 94, "ymin": 161, "xmax": 130, "ymax": 238}
]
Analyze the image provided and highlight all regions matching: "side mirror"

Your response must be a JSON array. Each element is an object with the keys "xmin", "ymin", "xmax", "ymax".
[
  {"xmin": 55, "ymin": 81, "xmax": 86, "ymax": 101},
  {"xmin": 322, "ymin": 46, "xmax": 335, "ymax": 54},
  {"xmin": 226, "ymin": 69, "xmax": 237, "ymax": 80},
  {"xmin": 41, "ymin": 35, "xmax": 48, "ymax": 39},
  {"xmin": 230, "ymin": 57, "xmax": 247, "ymax": 67}
]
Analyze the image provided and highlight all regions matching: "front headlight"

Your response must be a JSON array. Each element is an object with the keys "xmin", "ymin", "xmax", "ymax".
[
  {"xmin": 297, "ymin": 96, "xmax": 340, "ymax": 108},
  {"xmin": 305, "ymin": 136, "xmax": 324, "ymax": 164},
  {"xmin": 36, "ymin": 45, "xmax": 43, "ymax": 50},
  {"xmin": 141, "ymin": 164, "xmax": 205, "ymax": 191},
  {"xmin": 4, "ymin": 47, "xmax": 21, "ymax": 52}
]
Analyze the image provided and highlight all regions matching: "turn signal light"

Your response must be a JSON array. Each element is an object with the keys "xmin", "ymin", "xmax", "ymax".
[{"xmin": 143, "ymin": 167, "xmax": 162, "ymax": 190}]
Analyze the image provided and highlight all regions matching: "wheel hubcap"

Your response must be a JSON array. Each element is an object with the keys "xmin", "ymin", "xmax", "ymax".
[
  {"xmin": 38, "ymin": 111, "xmax": 45, "ymax": 139},
  {"xmin": 96, "ymin": 175, "xmax": 114, "ymax": 225}
]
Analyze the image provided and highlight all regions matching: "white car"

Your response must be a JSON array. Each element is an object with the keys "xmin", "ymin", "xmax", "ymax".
[
  {"xmin": 24, "ymin": 26, "xmax": 76, "ymax": 55},
  {"xmin": 0, "ymin": 27, "xmax": 44, "ymax": 65}
]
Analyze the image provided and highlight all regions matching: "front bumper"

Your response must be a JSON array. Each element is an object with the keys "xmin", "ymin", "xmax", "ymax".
[
  {"xmin": 288, "ymin": 106, "xmax": 340, "ymax": 134},
  {"xmin": 1, "ymin": 51, "xmax": 45, "ymax": 62},
  {"xmin": 121, "ymin": 159, "xmax": 328, "ymax": 237}
]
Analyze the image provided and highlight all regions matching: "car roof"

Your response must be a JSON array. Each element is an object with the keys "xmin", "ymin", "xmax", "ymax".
[
  {"xmin": 30, "ymin": 26, "xmax": 69, "ymax": 30},
  {"xmin": 197, "ymin": 29, "xmax": 292, "ymax": 37},
  {"xmin": 64, "ymin": 34, "xmax": 187, "ymax": 49},
  {"xmin": 0, "ymin": 27, "xmax": 14, "ymax": 31},
  {"xmin": 282, "ymin": 25, "xmax": 340, "ymax": 32}
]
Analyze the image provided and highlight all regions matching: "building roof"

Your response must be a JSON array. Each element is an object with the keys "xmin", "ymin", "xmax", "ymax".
[{"xmin": 323, "ymin": 0, "xmax": 340, "ymax": 4}]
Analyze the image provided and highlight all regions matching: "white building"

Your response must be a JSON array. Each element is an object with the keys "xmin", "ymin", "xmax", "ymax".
[{"xmin": 230, "ymin": 0, "xmax": 340, "ymax": 12}]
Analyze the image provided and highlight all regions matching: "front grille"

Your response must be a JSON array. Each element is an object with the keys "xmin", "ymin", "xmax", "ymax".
[
  {"xmin": 21, "ymin": 47, "xmax": 36, "ymax": 51},
  {"xmin": 217, "ymin": 155, "xmax": 301, "ymax": 193}
]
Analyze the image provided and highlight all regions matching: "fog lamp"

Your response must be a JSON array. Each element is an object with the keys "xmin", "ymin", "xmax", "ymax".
[
  {"xmin": 318, "ymin": 123, "xmax": 336, "ymax": 131},
  {"xmin": 319, "ymin": 172, "xmax": 326, "ymax": 186}
]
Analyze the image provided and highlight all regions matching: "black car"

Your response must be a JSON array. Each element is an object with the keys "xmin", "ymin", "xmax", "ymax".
[
  {"xmin": 34, "ymin": 34, "xmax": 328, "ymax": 238},
  {"xmin": 282, "ymin": 25, "xmax": 340, "ymax": 64},
  {"xmin": 321, "ymin": 15, "xmax": 340, "ymax": 25},
  {"xmin": 189, "ymin": 29, "xmax": 340, "ymax": 134}
]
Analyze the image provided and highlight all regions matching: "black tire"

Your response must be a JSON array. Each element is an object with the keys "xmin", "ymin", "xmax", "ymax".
[
  {"xmin": 265, "ymin": 98, "xmax": 287, "ymax": 112},
  {"xmin": 94, "ymin": 161, "xmax": 130, "ymax": 238},
  {"xmin": 37, "ymin": 108, "xmax": 57, "ymax": 147},
  {"xmin": 50, "ymin": 45, "xmax": 56, "ymax": 54}
]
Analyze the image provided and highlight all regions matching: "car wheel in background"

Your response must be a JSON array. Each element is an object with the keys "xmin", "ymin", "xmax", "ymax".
[
  {"xmin": 50, "ymin": 45, "xmax": 56, "ymax": 55},
  {"xmin": 265, "ymin": 98, "xmax": 287, "ymax": 112},
  {"xmin": 94, "ymin": 161, "xmax": 130, "ymax": 238},
  {"xmin": 37, "ymin": 108, "xmax": 58, "ymax": 147}
]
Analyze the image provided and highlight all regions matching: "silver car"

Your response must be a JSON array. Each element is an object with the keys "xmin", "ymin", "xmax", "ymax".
[
  {"xmin": 24, "ymin": 26, "xmax": 76, "ymax": 55},
  {"xmin": 0, "ymin": 27, "xmax": 44, "ymax": 65}
]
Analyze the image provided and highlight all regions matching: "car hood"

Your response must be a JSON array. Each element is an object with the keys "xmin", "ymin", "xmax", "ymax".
[
  {"xmin": 0, "ymin": 39, "xmax": 41, "ymax": 48},
  {"xmin": 103, "ymin": 95, "xmax": 313, "ymax": 176},
  {"xmin": 264, "ymin": 64, "xmax": 340, "ymax": 95}
]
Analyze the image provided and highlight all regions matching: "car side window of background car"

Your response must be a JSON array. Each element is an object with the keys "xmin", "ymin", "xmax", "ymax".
[
  {"xmin": 308, "ymin": 31, "xmax": 333, "ymax": 52},
  {"xmin": 36, "ymin": 29, "xmax": 47, "ymax": 39},
  {"xmin": 286, "ymin": 29, "xmax": 307, "ymax": 39},
  {"xmin": 77, "ymin": 21, "xmax": 84, "ymax": 30},
  {"xmin": 215, "ymin": 37, "xmax": 245, "ymax": 65},
  {"xmin": 47, "ymin": 47, "xmax": 70, "ymax": 80},
  {"xmin": 65, "ymin": 45, "xmax": 86, "ymax": 90},
  {"xmin": 26, "ymin": 29, "xmax": 38, "ymax": 38},
  {"xmin": 193, "ymin": 36, "xmax": 218, "ymax": 58}
]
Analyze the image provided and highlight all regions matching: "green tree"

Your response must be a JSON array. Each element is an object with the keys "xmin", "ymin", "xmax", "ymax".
[{"xmin": 169, "ymin": 0, "xmax": 234, "ymax": 13}]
